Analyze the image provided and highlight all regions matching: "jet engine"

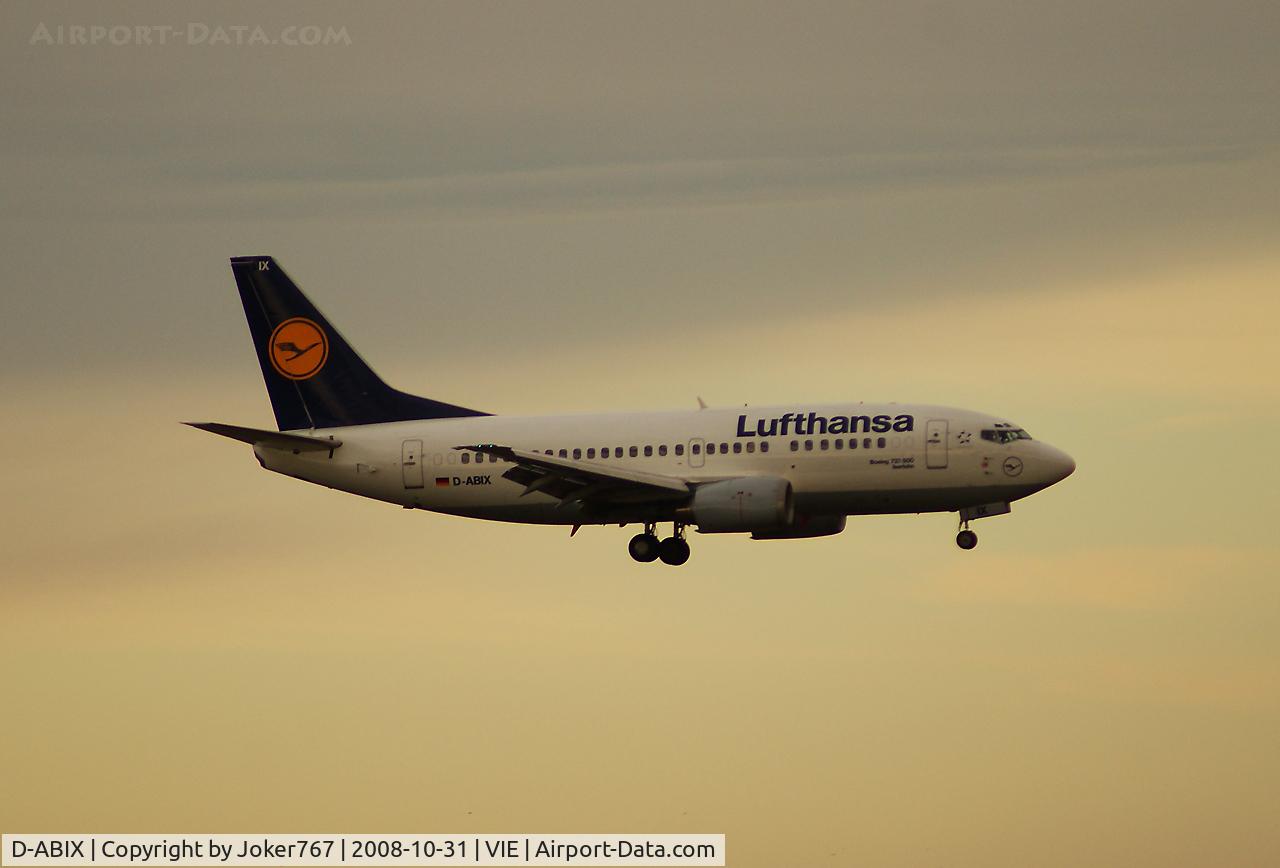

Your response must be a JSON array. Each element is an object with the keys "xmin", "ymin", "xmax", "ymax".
[
  {"xmin": 684, "ymin": 476, "xmax": 794, "ymax": 533},
  {"xmin": 751, "ymin": 513, "xmax": 847, "ymax": 540}
]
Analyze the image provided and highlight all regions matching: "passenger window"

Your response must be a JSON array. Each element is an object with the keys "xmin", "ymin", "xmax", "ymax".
[
  {"xmin": 690, "ymin": 444, "xmax": 699, "ymax": 455},
  {"xmin": 675, "ymin": 444, "xmax": 685, "ymax": 456},
  {"xmin": 804, "ymin": 440, "xmax": 813, "ymax": 451},
  {"xmin": 834, "ymin": 439, "xmax": 843, "ymax": 450},
  {"xmin": 760, "ymin": 441, "xmax": 769, "ymax": 453},
  {"xmin": 573, "ymin": 448, "xmax": 582, "ymax": 459},
  {"xmin": 616, "ymin": 446, "xmax": 623, "ymax": 457},
  {"xmin": 820, "ymin": 439, "xmax": 829, "ymax": 451},
  {"xmin": 644, "ymin": 445, "xmax": 653, "ymax": 457},
  {"xmin": 587, "ymin": 448, "xmax": 596, "ymax": 459},
  {"xmin": 863, "ymin": 438, "xmax": 872, "ymax": 449},
  {"xmin": 790, "ymin": 440, "xmax": 799, "ymax": 452},
  {"xmin": 877, "ymin": 437, "xmax": 886, "ymax": 449},
  {"xmin": 629, "ymin": 446, "xmax": 638, "ymax": 457},
  {"xmin": 461, "ymin": 453, "xmax": 470, "ymax": 464},
  {"xmin": 733, "ymin": 442, "xmax": 742, "ymax": 454},
  {"xmin": 720, "ymin": 443, "xmax": 729, "ymax": 454},
  {"xmin": 746, "ymin": 442, "xmax": 755, "ymax": 453},
  {"xmin": 558, "ymin": 449, "xmax": 567, "ymax": 458},
  {"xmin": 659, "ymin": 445, "xmax": 668, "ymax": 456}
]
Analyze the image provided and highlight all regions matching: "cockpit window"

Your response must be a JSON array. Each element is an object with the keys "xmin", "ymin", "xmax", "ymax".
[{"xmin": 981, "ymin": 428, "xmax": 1033, "ymax": 444}]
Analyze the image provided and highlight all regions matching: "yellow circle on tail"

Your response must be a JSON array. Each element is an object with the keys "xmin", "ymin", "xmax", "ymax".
[{"xmin": 268, "ymin": 317, "xmax": 328, "ymax": 380}]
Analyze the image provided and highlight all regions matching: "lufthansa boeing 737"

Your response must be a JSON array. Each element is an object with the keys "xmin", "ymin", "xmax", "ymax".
[{"xmin": 188, "ymin": 256, "xmax": 1076, "ymax": 566}]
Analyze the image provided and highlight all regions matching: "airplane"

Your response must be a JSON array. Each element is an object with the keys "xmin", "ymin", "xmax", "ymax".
[{"xmin": 188, "ymin": 255, "xmax": 1076, "ymax": 566}]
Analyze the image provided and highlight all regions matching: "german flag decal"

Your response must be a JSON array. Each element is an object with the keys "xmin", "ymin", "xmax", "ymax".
[{"xmin": 435, "ymin": 477, "xmax": 451, "ymax": 487}]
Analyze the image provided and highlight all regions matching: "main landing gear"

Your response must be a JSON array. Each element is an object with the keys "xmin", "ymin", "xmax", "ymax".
[
  {"xmin": 629, "ymin": 523, "xmax": 691, "ymax": 566},
  {"xmin": 956, "ymin": 517, "xmax": 978, "ymax": 550}
]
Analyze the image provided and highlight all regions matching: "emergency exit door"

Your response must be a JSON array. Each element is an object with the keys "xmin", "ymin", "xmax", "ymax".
[
  {"xmin": 925, "ymin": 420, "xmax": 948, "ymax": 469},
  {"xmin": 402, "ymin": 439, "xmax": 424, "ymax": 488},
  {"xmin": 688, "ymin": 438, "xmax": 706, "ymax": 469}
]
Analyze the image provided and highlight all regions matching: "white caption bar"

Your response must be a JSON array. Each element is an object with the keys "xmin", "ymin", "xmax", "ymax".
[{"xmin": 2, "ymin": 836, "xmax": 724, "ymax": 867}]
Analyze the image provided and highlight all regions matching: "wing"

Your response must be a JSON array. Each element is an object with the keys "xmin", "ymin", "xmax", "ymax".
[{"xmin": 456, "ymin": 444, "xmax": 690, "ymax": 507}]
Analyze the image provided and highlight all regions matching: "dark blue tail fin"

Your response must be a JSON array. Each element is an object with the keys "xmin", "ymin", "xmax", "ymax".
[{"xmin": 230, "ymin": 255, "xmax": 488, "ymax": 430}]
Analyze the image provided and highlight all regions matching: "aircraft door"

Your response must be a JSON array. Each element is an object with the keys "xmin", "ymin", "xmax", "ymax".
[
  {"xmin": 688, "ymin": 437, "xmax": 706, "ymax": 469},
  {"xmin": 925, "ymin": 420, "xmax": 948, "ymax": 469},
  {"xmin": 402, "ymin": 439, "xmax": 424, "ymax": 488}
]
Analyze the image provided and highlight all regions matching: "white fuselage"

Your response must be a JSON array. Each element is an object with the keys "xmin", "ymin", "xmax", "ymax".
[{"xmin": 253, "ymin": 403, "xmax": 1076, "ymax": 528}]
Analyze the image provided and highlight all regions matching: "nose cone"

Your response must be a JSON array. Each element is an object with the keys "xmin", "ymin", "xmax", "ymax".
[{"xmin": 1044, "ymin": 446, "xmax": 1076, "ymax": 484}]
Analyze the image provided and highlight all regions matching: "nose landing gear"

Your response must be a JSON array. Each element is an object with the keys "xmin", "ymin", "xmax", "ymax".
[
  {"xmin": 629, "ymin": 523, "xmax": 691, "ymax": 565},
  {"xmin": 953, "ymin": 501, "xmax": 1011, "ymax": 549}
]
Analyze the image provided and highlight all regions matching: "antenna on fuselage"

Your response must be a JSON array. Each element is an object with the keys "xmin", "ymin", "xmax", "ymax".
[{"xmin": 696, "ymin": 396, "xmax": 708, "ymax": 410}]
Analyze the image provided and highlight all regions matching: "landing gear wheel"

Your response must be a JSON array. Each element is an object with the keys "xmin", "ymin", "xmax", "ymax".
[
  {"xmin": 628, "ymin": 533, "xmax": 660, "ymax": 563},
  {"xmin": 956, "ymin": 530, "xmax": 978, "ymax": 550},
  {"xmin": 658, "ymin": 537, "xmax": 691, "ymax": 566}
]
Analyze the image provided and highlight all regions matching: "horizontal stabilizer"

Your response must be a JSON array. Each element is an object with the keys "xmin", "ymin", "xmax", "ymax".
[{"xmin": 184, "ymin": 422, "xmax": 341, "ymax": 452}]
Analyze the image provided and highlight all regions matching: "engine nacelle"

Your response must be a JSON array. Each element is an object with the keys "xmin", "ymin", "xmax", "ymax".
[
  {"xmin": 751, "ymin": 513, "xmax": 847, "ymax": 540},
  {"xmin": 686, "ymin": 476, "xmax": 794, "ymax": 534}
]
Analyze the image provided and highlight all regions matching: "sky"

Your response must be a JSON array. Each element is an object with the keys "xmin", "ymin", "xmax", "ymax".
[{"xmin": 2, "ymin": 2, "xmax": 1279, "ymax": 865}]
